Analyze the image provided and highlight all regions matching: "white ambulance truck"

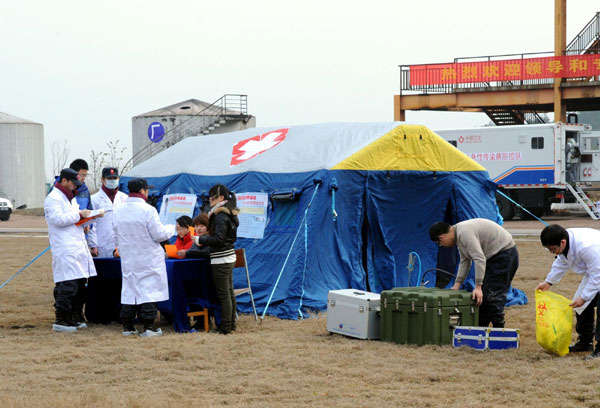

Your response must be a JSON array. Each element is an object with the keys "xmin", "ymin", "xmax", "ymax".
[{"xmin": 435, "ymin": 123, "xmax": 600, "ymax": 220}]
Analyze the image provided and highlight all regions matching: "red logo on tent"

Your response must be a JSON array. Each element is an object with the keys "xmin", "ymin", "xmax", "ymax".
[
  {"xmin": 230, "ymin": 128, "xmax": 289, "ymax": 166},
  {"xmin": 458, "ymin": 136, "xmax": 464, "ymax": 144}
]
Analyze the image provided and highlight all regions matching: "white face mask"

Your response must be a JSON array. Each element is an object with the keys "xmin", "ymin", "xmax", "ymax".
[{"xmin": 105, "ymin": 178, "xmax": 119, "ymax": 189}]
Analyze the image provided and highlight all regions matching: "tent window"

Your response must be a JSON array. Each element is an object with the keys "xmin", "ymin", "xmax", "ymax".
[
  {"xmin": 271, "ymin": 200, "xmax": 298, "ymax": 227},
  {"xmin": 269, "ymin": 190, "xmax": 301, "ymax": 228}
]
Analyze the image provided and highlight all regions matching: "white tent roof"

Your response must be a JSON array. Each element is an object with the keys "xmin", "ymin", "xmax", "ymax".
[{"xmin": 126, "ymin": 122, "xmax": 404, "ymax": 177}]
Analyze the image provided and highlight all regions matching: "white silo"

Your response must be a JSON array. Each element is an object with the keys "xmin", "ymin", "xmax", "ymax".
[{"xmin": 0, "ymin": 112, "xmax": 45, "ymax": 208}]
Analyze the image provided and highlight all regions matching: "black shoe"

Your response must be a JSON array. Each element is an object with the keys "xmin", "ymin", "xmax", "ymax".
[
  {"xmin": 122, "ymin": 322, "xmax": 138, "ymax": 336},
  {"xmin": 585, "ymin": 347, "xmax": 600, "ymax": 361},
  {"xmin": 569, "ymin": 342, "xmax": 593, "ymax": 352},
  {"xmin": 73, "ymin": 312, "xmax": 88, "ymax": 329},
  {"xmin": 52, "ymin": 320, "xmax": 78, "ymax": 333}
]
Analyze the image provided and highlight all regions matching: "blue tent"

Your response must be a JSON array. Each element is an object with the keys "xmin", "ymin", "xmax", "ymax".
[{"xmin": 123, "ymin": 122, "xmax": 500, "ymax": 319}]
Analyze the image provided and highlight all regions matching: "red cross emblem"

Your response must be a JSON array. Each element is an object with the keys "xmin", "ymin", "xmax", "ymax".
[{"xmin": 230, "ymin": 128, "xmax": 289, "ymax": 166}]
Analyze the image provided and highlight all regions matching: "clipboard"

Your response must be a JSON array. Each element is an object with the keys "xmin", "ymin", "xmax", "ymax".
[
  {"xmin": 75, "ymin": 209, "xmax": 106, "ymax": 226},
  {"xmin": 165, "ymin": 244, "xmax": 183, "ymax": 259}
]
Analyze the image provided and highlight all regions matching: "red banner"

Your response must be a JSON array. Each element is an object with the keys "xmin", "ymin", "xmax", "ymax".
[{"xmin": 409, "ymin": 54, "xmax": 600, "ymax": 86}]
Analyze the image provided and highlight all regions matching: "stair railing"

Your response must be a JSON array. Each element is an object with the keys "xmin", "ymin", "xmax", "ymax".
[
  {"xmin": 124, "ymin": 94, "xmax": 249, "ymax": 169},
  {"xmin": 566, "ymin": 12, "xmax": 600, "ymax": 55}
]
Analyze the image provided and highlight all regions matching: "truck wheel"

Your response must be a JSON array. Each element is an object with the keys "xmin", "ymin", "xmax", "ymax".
[
  {"xmin": 0, "ymin": 214, "xmax": 9, "ymax": 221},
  {"xmin": 496, "ymin": 194, "xmax": 515, "ymax": 221}
]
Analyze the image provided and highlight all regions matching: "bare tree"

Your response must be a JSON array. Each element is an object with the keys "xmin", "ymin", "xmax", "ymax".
[
  {"xmin": 88, "ymin": 149, "xmax": 107, "ymax": 192},
  {"xmin": 105, "ymin": 139, "xmax": 130, "ymax": 172},
  {"xmin": 86, "ymin": 140, "xmax": 132, "ymax": 191},
  {"xmin": 50, "ymin": 140, "xmax": 70, "ymax": 176}
]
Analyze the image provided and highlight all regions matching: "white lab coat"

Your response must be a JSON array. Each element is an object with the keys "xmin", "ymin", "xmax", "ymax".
[
  {"xmin": 113, "ymin": 197, "xmax": 176, "ymax": 305},
  {"xmin": 44, "ymin": 187, "xmax": 97, "ymax": 283},
  {"xmin": 545, "ymin": 228, "xmax": 600, "ymax": 313},
  {"xmin": 88, "ymin": 188, "xmax": 128, "ymax": 257}
]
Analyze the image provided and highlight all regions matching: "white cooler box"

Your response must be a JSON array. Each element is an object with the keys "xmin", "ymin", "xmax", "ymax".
[{"xmin": 326, "ymin": 289, "xmax": 380, "ymax": 339}]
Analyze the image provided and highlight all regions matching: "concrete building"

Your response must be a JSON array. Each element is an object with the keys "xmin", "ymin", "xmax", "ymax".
[
  {"xmin": 131, "ymin": 96, "xmax": 256, "ymax": 166},
  {"xmin": 0, "ymin": 112, "xmax": 45, "ymax": 208}
]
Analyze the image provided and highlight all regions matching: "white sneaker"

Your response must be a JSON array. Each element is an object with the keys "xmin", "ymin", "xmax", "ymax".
[
  {"xmin": 52, "ymin": 323, "xmax": 78, "ymax": 333},
  {"xmin": 122, "ymin": 329, "xmax": 139, "ymax": 337},
  {"xmin": 140, "ymin": 328, "xmax": 162, "ymax": 337},
  {"xmin": 76, "ymin": 322, "xmax": 88, "ymax": 329}
]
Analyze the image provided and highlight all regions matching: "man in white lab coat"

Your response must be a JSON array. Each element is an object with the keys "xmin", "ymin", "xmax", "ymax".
[
  {"xmin": 45, "ymin": 168, "xmax": 98, "ymax": 332},
  {"xmin": 88, "ymin": 167, "xmax": 128, "ymax": 257},
  {"xmin": 113, "ymin": 178, "xmax": 175, "ymax": 337},
  {"xmin": 537, "ymin": 224, "xmax": 600, "ymax": 360}
]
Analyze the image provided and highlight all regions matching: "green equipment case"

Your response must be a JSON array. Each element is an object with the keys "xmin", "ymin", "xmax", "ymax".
[{"xmin": 380, "ymin": 287, "xmax": 479, "ymax": 345}]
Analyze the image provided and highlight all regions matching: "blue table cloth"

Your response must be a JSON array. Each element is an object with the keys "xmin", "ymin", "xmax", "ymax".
[{"xmin": 87, "ymin": 258, "xmax": 220, "ymax": 332}]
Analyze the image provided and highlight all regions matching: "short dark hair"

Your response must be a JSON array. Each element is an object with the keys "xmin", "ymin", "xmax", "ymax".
[
  {"xmin": 69, "ymin": 159, "xmax": 89, "ymax": 172},
  {"xmin": 192, "ymin": 213, "xmax": 209, "ymax": 227},
  {"xmin": 429, "ymin": 222, "xmax": 451, "ymax": 242},
  {"xmin": 540, "ymin": 224, "xmax": 568, "ymax": 247},
  {"xmin": 176, "ymin": 216, "xmax": 193, "ymax": 228}
]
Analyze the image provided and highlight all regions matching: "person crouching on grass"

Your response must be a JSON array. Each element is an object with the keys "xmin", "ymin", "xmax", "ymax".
[
  {"xmin": 536, "ymin": 224, "xmax": 600, "ymax": 360},
  {"xmin": 429, "ymin": 218, "xmax": 518, "ymax": 328},
  {"xmin": 194, "ymin": 184, "xmax": 240, "ymax": 335},
  {"xmin": 112, "ymin": 178, "xmax": 176, "ymax": 337},
  {"xmin": 174, "ymin": 216, "xmax": 193, "ymax": 251}
]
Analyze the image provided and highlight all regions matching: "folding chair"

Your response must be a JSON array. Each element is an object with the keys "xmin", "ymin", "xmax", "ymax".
[
  {"xmin": 187, "ymin": 308, "xmax": 210, "ymax": 332},
  {"xmin": 234, "ymin": 248, "xmax": 258, "ymax": 321}
]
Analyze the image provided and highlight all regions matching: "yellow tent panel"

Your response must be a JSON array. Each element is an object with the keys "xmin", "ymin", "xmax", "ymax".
[{"xmin": 332, "ymin": 125, "xmax": 485, "ymax": 172}]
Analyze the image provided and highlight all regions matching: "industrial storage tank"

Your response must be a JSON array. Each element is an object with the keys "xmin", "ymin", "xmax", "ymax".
[{"xmin": 0, "ymin": 111, "xmax": 45, "ymax": 209}]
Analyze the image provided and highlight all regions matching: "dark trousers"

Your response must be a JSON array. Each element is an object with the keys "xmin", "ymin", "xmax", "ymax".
[
  {"xmin": 54, "ymin": 278, "xmax": 86, "ymax": 314},
  {"xmin": 120, "ymin": 303, "xmax": 158, "ymax": 328},
  {"xmin": 575, "ymin": 293, "xmax": 600, "ymax": 344},
  {"xmin": 479, "ymin": 246, "xmax": 519, "ymax": 328},
  {"xmin": 212, "ymin": 262, "xmax": 236, "ymax": 333}
]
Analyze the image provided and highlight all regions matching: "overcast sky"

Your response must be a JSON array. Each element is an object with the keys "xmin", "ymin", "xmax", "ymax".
[{"xmin": 1, "ymin": 0, "xmax": 597, "ymax": 181}]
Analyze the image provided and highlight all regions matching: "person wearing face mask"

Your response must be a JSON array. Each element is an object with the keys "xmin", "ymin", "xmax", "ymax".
[
  {"xmin": 45, "ymin": 168, "xmax": 99, "ymax": 332},
  {"xmin": 88, "ymin": 167, "xmax": 128, "ymax": 258}
]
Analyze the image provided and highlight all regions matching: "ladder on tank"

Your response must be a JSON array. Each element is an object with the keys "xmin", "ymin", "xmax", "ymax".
[{"xmin": 566, "ymin": 183, "xmax": 600, "ymax": 220}]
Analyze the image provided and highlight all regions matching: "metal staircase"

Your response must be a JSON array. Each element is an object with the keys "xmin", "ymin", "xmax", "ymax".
[
  {"xmin": 566, "ymin": 183, "xmax": 600, "ymax": 220},
  {"xmin": 125, "ymin": 94, "xmax": 250, "ymax": 169},
  {"xmin": 566, "ymin": 12, "xmax": 600, "ymax": 55},
  {"xmin": 483, "ymin": 108, "xmax": 546, "ymax": 125}
]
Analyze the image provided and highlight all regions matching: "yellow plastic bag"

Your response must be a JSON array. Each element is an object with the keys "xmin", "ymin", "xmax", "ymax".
[{"xmin": 535, "ymin": 289, "xmax": 573, "ymax": 356}]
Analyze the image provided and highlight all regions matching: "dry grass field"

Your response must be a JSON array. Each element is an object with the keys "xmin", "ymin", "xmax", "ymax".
[{"xmin": 1, "ymin": 219, "xmax": 599, "ymax": 407}]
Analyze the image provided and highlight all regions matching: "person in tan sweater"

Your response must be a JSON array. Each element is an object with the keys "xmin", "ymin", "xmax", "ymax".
[{"xmin": 429, "ymin": 218, "xmax": 518, "ymax": 328}]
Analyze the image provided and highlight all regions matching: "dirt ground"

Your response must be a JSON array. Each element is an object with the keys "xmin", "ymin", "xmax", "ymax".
[{"xmin": 1, "ymin": 215, "xmax": 599, "ymax": 407}]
